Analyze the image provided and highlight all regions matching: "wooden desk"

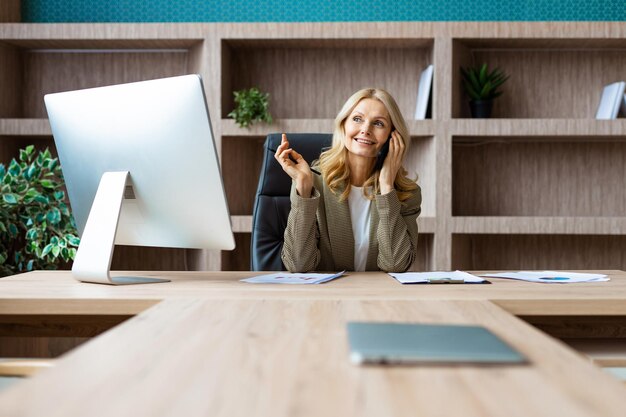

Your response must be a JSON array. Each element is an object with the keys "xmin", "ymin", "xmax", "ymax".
[{"xmin": 0, "ymin": 271, "xmax": 625, "ymax": 416}]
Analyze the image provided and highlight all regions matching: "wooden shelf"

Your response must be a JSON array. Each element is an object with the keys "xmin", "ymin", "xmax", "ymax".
[
  {"xmin": 417, "ymin": 216, "xmax": 436, "ymax": 234},
  {"xmin": 222, "ymin": 119, "xmax": 333, "ymax": 136},
  {"xmin": 452, "ymin": 217, "xmax": 626, "ymax": 235},
  {"xmin": 231, "ymin": 215, "xmax": 436, "ymax": 234},
  {"xmin": 221, "ymin": 38, "xmax": 433, "ymax": 119},
  {"xmin": 564, "ymin": 339, "xmax": 626, "ymax": 367},
  {"xmin": 231, "ymin": 215, "xmax": 252, "ymax": 233},
  {"xmin": 452, "ymin": 234, "xmax": 626, "ymax": 271},
  {"xmin": 452, "ymin": 137, "xmax": 626, "ymax": 217},
  {"xmin": 2, "ymin": 22, "xmax": 625, "ymax": 271},
  {"xmin": 0, "ymin": 118, "xmax": 51, "ymax": 135},
  {"xmin": 222, "ymin": 119, "xmax": 434, "ymax": 137},
  {"xmin": 451, "ymin": 119, "xmax": 626, "ymax": 138},
  {"xmin": 0, "ymin": 23, "xmax": 205, "ymax": 43},
  {"xmin": 452, "ymin": 37, "xmax": 626, "ymax": 119}
]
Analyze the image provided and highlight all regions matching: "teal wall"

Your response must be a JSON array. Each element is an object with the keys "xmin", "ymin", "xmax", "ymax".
[{"xmin": 21, "ymin": 0, "xmax": 626, "ymax": 22}]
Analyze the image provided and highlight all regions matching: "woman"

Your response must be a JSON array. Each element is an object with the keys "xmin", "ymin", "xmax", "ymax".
[{"xmin": 275, "ymin": 88, "xmax": 421, "ymax": 272}]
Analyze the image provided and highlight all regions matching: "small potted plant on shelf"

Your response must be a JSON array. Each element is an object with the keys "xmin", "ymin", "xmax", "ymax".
[
  {"xmin": 460, "ymin": 63, "xmax": 509, "ymax": 118},
  {"xmin": 228, "ymin": 87, "xmax": 273, "ymax": 128},
  {"xmin": 0, "ymin": 146, "xmax": 80, "ymax": 277}
]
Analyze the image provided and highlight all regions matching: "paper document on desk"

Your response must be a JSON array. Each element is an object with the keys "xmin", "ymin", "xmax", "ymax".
[
  {"xmin": 241, "ymin": 271, "xmax": 346, "ymax": 284},
  {"xmin": 389, "ymin": 270, "xmax": 487, "ymax": 284},
  {"xmin": 480, "ymin": 271, "xmax": 609, "ymax": 283}
]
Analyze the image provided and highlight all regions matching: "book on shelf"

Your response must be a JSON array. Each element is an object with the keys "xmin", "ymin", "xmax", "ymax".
[
  {"xmin": 595, "ymin": 81, "xmax": 625, "ymax": 119},
  {"xmin": 414, "ymin": 64, "xmax": 433, "ymax": 120}
]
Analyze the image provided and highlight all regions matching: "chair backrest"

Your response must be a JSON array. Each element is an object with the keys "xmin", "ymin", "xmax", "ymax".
[{"xmin": 251, "ymin": 133, "xmax": 333, "ymax": 271}]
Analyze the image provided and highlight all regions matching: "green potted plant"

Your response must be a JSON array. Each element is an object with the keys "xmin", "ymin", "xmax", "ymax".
[
  {"xmin": 228, "ymin": 87, "xmax": 273, "ymax": 128},
  {"xmin": 460, "ymin": 63, "xmax": 509, "ymax": 118},
  {"xmin": 0, "ymin": 146, "xmax": 80, "ymax": 277}
]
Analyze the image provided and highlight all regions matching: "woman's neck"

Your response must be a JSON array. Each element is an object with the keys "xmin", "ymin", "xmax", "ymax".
[{"xmin": 348, "ymin": 154, "xmax": 375, "ymax": 187}]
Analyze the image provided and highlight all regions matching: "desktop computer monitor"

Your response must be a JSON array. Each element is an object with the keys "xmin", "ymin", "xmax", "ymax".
[{"xmin": 44, "ymin": 75, "xmax": 235, "ymax": 285}]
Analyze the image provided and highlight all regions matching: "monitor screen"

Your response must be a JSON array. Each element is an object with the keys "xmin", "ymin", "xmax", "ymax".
[{"xmin": 45, "ymin": 75, "xmax": 235, "ymax": 285}]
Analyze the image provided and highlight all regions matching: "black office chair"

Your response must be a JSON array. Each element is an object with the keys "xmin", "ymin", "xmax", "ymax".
[{"xmin": 251, "ymin": 133, "xmax": 333, "ymax": 271}]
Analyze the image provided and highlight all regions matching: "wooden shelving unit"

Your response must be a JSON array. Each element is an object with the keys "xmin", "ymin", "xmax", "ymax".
[{"xmin": 1, "ymin": 22, "xmax": 625, "ymax": 271}]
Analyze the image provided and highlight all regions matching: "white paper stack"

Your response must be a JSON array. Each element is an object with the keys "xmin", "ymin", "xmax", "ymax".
[
  {"xmin": 388, "ymin": 270, "xmax": 487, "ymax": 284},
  {"xmin": 241, "ymin": 271, "xmax": 345, "ymax": 285},
  {"xmin": 480, "ymin": 271, "xmax": 609, "ymax": 284}
]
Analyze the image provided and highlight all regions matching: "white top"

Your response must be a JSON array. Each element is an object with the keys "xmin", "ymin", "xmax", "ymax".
[{"xmin": 348, "ymin": 186, "xmax": 372, "ymax": 272}]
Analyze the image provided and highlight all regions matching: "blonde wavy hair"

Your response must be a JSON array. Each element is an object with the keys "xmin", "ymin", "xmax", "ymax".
[{"xmin": 317, "ymin": 88, "xmax": 418, "ymax": 202}]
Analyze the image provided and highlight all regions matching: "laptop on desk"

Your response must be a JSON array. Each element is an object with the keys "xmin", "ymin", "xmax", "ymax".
[{"xmin": 347, "ymin": 322, "xmax": 527, "ymax": 365}]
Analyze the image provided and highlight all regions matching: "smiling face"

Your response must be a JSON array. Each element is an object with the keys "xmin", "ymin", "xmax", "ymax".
[{"xmin": 342, "ymin": 98, "xmax": 392, "ymax": 163}]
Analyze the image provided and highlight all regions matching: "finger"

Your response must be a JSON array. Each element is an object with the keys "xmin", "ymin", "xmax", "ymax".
[
  {"xmin": 391, "ymin": 132, "xmax": 404, "ymax": 157},
  {"xmin": 276, "ymin": 148, "xmax": 293, "ymax": 166},
  {"xmin": 275, "ymin": 146, "xmax": 287, "ymax": 161},
  {"xmin": 280, "ymin": 148, "xmax": 294, "ymax": 162},
  {"xmin": 276, "ymin": 140, "xmax": 289, "ymax": 154},
  {"xmin": 388, "ymin": 133, "xmax": 397, "ymax": 154},
  {"xmin": 390, "ymin": 131, "xmax": 402, "ymax": 148},
  {"xmin": 281, "ymin": 133, "xmax": 289, "ymax": 147},
  {"xmin": 290, "ymin": 149, "xmax": 306, "ymax": 163},
  {"xmin": 395, "ymin": 131, "xmax": 405, "ymax": 150}
]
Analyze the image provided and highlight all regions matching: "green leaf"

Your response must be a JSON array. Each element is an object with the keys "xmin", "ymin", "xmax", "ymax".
[
  {"xmin": 8, "ymin": 160, "xmax": 21, "ymax": 176},
  {"xmin": 3, "ymin": 194, "xmax": 18, "ymax": 205},
  {"xmin": 25, "ymin": 145, "xmax": 35, "ymax": 156},
  {"xmin": 480, "ymin": 80, "xmax": 493, "ymax": 98},
  {"xmin": 47, "ymin": 159, "xmax": 59, "ymax": 171},
  {"xmin": 26, "ymin": 228, "xmax": 38, "ymax": 240},
  {"xmin": 26, "ymin": 163, "xmax": 37, "ymax": 180},
  {"xmin": 0, "ymin": 223, "xmax": 6, "ymax": 233},
  {"xmin": 34, "ymin": 195, "xmax": 50, "ymax": 205},
  {"xmin": 40, "ymin": 180, "xmax": 56, "ymax": 189},
  {"xmin": 47, "ymin": 208, "xmax": 61, "ymax": 225},
  {"xmin": 41, "ymin": 243, "xmax": 53, "ymax": 257},
  {"xmin": 26, "ymin": 260, "xmax": 34, "ymax": 271},
  {"xmin": 8, "ymin": 223, "xmax": 18, "ymax": 236},
  {"xmin": 54, "ymin": 191, "xmax": 65, "ymax": 201},
  {"xmin": 51, "ymin": 245, "xmax": 60, "ymax": 257},
  {"xmin": 15, "ymin": 182, "xmax": 28, "ymax": 193},
  {"xmin": 467, "ymin": 70, "xmax": 481, "ymax": 94},
  {"xmin": 0, "ymin": 253, "xmax": 6, "ymax": 264},
  {"xmin": 479, "ymin": 63, "xmax": 488, "ymax": 85},
  {"xmin": 65, "ymin": 234, "xmax": 81, "ymax": 247}
]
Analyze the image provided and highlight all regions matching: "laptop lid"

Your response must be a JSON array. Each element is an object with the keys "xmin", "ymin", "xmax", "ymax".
[{"xmin": 347, "ymin": 322, "xmax": 526, "ymax": 365}]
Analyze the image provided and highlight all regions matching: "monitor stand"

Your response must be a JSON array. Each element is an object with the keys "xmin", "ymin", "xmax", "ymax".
[{"xmin": 71, "ymin": 171, "xmax": 170, "ymax": 285}]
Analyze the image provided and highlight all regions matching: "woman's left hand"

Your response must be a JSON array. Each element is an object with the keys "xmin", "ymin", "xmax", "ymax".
[{"xmin": 379, "ymin": 130, "xmax": 405, "ymax": 194}]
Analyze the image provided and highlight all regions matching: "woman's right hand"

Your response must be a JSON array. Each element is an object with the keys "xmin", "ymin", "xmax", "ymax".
[{"xmin": 274, "ymin": 133, "xmax": 314, "ymax": 198}]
